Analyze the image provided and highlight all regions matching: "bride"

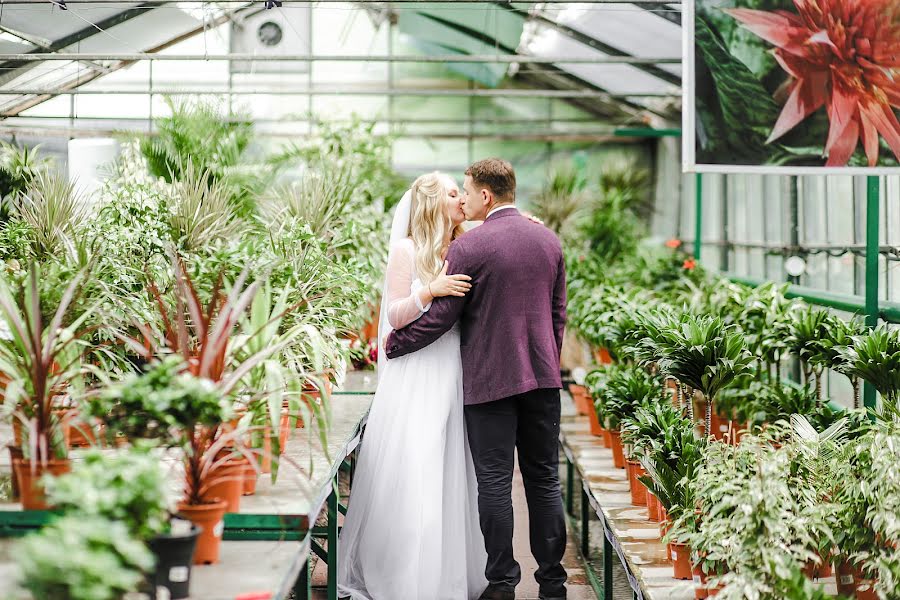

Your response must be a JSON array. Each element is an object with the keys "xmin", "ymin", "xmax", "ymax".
[{"xmin": 337, "ymin": 172, "xmax": 488, "ymax": 600}]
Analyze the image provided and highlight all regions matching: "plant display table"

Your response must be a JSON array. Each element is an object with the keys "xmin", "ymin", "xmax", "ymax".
[
  {"xmin": 559, "ymin": 394, "xmax": 842, "ymax": 600},
  {"xmin": 0, "ymin": 370, "xmax": 376, "ymax": 600}
]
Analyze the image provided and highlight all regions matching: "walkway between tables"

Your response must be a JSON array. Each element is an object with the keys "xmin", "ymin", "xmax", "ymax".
[{"xmin": 308, "ymin": 455, "xmax": 598, "ymax": 599}]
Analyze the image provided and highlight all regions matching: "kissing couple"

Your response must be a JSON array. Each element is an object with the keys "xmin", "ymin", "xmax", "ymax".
[{"xmin": 338, "ymin": 158, "xmax": 569, "ymax": 600}]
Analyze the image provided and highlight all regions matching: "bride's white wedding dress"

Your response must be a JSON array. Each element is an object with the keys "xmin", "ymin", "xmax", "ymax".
[{"xmin": 337, "ymin": 237, "xmax": 487, "ymax": 600}]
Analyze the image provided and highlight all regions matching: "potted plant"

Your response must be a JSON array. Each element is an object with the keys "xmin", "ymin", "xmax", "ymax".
[
  {"xmin": 44, "ymin": 447, "xmax": 200, "ymax": 600},
  {"xmin": 653, "ymin": 313, "xmax": 753, "ymax": 437},
  {"xmin": 0, "ymin": 265, "xmax": 96, "ymax": 509},
  {"xmin": 583, "ymin": 368, "xmax": 608, "ymax": 438},
  {"xmin": 92, "ymin": 356, "xmax": 236, "ymax": 565},
  {"xmin": 621, "ymin": 398, "xmax": 685, "ymax": 509},
  {"xmin": 595, "ymin": 365, "xmax": 662, "ymax": 469},
  {"xmin": 839, "ymin": 325, "xmax": 900, "ymax": 417},
  {"xmin": 16, "ymin": 514, "xmax": 155, "ymax": 600},
  {"xmin": 785, "ymin": 306, "xmax": 834, "ymax": 401}
]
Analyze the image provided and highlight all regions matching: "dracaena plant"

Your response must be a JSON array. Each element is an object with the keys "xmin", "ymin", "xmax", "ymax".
[
  {"xmin": 621, "ymin": 398, "xmax": 686, "ymax": 463},
  {"xmin": 595, "ymin": 365, "xmax": 664, "ymax": 431},
  {"xmin": 735, "ymin": 282, "xmax": 801, "ymax": 384},
  {"xmin": 838, "ymin": 325, "xmax": 900, "ymax": 416},
  {"xmin": 639, "ymin": 415, "xmax": 705, "ymax": 521},
  {"xmin": 654, "ymin": 313, "xmax": 753, "ymax": 435},
  {"xmin": 816, "ymin": 316, "xmax": 867, "ymax": 408},
  {"xmin": 0, "ymin": 265, "xmax": 96, "ymax": 463},
  {"xmin": 785, "ymin": 305, "xmax": 834, "ymax": 400}
]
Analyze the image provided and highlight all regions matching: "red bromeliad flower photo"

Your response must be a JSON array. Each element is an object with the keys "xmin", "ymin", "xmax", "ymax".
[
  {"xmin": 689, "ymin": 0, "xmax": 900, "ymax": 170},
  {"xmin": 726, "ymin": 0, "xmax": 900, "ymax": 167}
]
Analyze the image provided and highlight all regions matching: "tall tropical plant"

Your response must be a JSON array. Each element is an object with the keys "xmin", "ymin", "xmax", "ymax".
[
  {"xmin": 0, "ymin": 265, "xmax": 96, "ymax": 463},
  {"xmin": 16, "ymin": 170, "xmax": 87, "ymax": 260},
  {"xmin": 839, "ymin": 325, "xmax": 900, "ymax": 415}
]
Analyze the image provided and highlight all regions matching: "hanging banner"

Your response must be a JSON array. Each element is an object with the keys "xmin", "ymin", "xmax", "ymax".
[{"xmin": 683, "ymin": 0, "xmax": 900, "ymax": 174}]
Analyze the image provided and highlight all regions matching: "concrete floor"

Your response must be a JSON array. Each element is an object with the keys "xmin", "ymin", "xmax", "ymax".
[{"xmin": 308, "ymin": 455, "xmax": 599, "ymax": 599}]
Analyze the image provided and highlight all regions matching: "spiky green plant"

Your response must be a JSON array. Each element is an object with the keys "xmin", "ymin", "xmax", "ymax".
[
  {"xmin": 654, "ymin": 313, "xmax": 754, "ymax": 434},
  {"xmin": 839, "ymin": 325, "xmax": 900, "ymax": 415},
  {"xmin": 785, "ymin": 305, "xmax": 833, "ymax": 398},
  {"xmin": 531, "ymin": 163, "xmax": 590, "ymax": 238},
  {"xmin": 167, "ymin": 161, "xmax": 241, "ymax": 251},
  {"xmin": 16, "ymin": 170, "xmax": 87, "ymax": 260},
  {"xmin": 621, "ymin": 398, "xmax": 687, "ymax": 461},
  {"xmin": 816, "ymin": 316, "xmax": 867, "ymax": 408},
  {"xmin": 596, "ymin": 366, "xmax": 665, "ymax": 430},
  {"xmin": 261, "ymin": 161, "xmax": 356, "ymax": 240}
]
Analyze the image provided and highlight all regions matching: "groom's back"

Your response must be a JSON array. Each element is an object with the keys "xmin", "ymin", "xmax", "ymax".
[{"xmin": 452, "ymin": 209, "xmax": 565, "ymax": 405}]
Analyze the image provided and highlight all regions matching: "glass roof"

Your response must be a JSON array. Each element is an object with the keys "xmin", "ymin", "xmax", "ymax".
[{"xmin": 0, "ymin": 1, "xmax": 682, "ymax": 127}]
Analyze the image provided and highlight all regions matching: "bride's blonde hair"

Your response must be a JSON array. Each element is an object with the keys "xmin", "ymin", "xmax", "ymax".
[{"xmin": 407, "ymin": 172, "xmax": 463, "ymax": 285}]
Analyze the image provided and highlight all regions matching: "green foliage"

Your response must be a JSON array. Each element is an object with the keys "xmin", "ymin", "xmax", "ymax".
[
  {"xmin": 839, "ymin": 325, "xmax": 900, "ymax": 410},
  {"xmin": 621, "ymin": 398, "xmax": 687, "ymax": 462},
  {"xmin": 92, "ymin": 356, "xmax": 232, "ymax": 444},
  {"xmin": 45, "ymin": 447, "xmax": 172, "ymax": 540},
  {"xmin": 693, "ymin": 14, "xmax": 780, "ymax": 164},
  {"xmin": 577, "ymin": 189, "xmax": 643, "ymax": 264},
  {"xmin": 531, "ymin": 162, "xmax": 590, "ymax": 239},
  {"xmin": 0, "ymin": 141, "xmax": 49, "ymax": 217},
  {"xmin": 591, "ymin": 365, "xmax": 664, "ymax": 430},
  {"xmin": 16, "ymin": 170, "xmax": 88, "ymax": 261},
  {"xmin": 640, "ymin": 416, "xmax": 705, "ymax": 518},
  {"xmin": 17, "ymin": 515, "xmax": 154, "ymax": 600}
]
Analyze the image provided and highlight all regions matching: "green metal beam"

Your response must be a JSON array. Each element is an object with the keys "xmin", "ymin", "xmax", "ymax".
[
  {"xmin": 727, "ymin": 275, "xmax": 867, "ymax": 315},
  {"xmin": 694, "ymin": 174, "xmax": 703, "ymax": 261},
  {"xmin": 864, "ymin": 177, "xmax": 880, "ymax": 410},
  {"xmin": 881, "ymin": 301, "xmax": 900, "ymax": 324},
  {"xmin": 613, "ymin": 127, "xmax": 681, "ymax": 138}
]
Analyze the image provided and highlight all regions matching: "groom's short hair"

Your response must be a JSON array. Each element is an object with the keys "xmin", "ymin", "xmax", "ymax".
[{"xmin": 466, "ymin": 158, "xmax": 516, "ymax": 203}]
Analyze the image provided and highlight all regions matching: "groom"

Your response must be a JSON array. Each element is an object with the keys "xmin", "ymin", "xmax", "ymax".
[{"xmin": 386, "ymin": 158, "xmax": 568, "ymax": 600}]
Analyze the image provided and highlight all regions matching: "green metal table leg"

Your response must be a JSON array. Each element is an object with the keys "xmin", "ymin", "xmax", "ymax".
[
  {"xmin": 580, "ymin": 487, "xmax": 590, "ymax": 557},
  {"xmin": 603, "ymin": 532, "xmax": 613, "ymax": 600},
  {"xmin": 328, "ymin": 478, "xmax": 339, "ymax": 600},
  {"xmin": 294, "ymin": 558, "xmax": 310, "ymax": 600},
  {"xmin": 566, "ymin": 458, "xmax": 574, "ymax": 517}
]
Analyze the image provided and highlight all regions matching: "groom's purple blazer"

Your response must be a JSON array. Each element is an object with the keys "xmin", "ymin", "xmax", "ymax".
[{"xmin": 385, "ymin": 208, "xmax": 566, "ymax": 405}]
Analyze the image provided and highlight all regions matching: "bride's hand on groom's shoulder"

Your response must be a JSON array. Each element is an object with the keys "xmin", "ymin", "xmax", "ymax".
[
  {"xmin": 429, "ymin": 262, "xmax": 472, "ymax": 298},
  {"xmin": 522, "ymin": 211, "xmax": 545, "ymax": 226}
]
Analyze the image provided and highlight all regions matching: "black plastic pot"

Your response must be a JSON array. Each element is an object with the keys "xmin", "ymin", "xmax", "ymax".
[{"xmin": 148, "ymin": 524, "xmax": 200, "ymax": 600}]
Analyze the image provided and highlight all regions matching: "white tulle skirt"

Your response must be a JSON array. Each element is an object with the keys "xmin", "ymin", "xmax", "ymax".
[{"xmin": 337, "ymin": 327, "xmax": 488, "ymax": 600}]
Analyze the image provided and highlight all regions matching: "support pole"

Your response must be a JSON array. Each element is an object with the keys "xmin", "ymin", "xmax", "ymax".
[
  {"xmin": 603, "ymin": 532, "xmax": 614, "ymax": 600},
  {"xmin": 580, "ymin": 487, "xmax": 590, "ymax": 557},
  {"xmin": 864, "ymin": 176, "xmax": 881, "ymax": 411},
  {"xmin": 566, "ymin": 458, "xmax": 574, "ymax": 517},
  {"xmin": 294, "ymin": 558, "xmax": 310, "ymax": 600},
  {"xmin": 327, "ymin": 477, "xmax": 339, "ymax": 600},
  {"xmin": 694, "ymin": 173, "xmax": 703, "ymax": 261}
]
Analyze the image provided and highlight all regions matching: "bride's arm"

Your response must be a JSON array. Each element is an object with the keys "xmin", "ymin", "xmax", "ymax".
[{"xmin": 385, "ymin": 241, "xmax": 433, "ymax": 330}]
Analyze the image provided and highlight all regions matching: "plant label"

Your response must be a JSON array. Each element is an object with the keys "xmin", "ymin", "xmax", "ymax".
[{"xmin": 169, "ymin": 566, "xmax": 190, "ymax": 583}]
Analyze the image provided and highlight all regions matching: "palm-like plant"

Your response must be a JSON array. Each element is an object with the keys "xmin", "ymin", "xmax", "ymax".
[
  {"xmin": 654, "ymin": 313, "xmax": 754, "ymax": 434},
  {"xmin": 261, "ymin": 161, "xmax": 356, "ymax": 241},
  {"xmin": 16, "ymin": 170, "xmax": 87, "ymax": 260},
  {"xmin": 168, "ymin": 162, "xmax": 242, "ymax": 251},
  {"xmin": 785, "ymin": 305, "xmax": 833, "ymax": 398},
  {"xmin": 0, "ymin": 141, "xmax": 48, "ymax": 219},
  {"xmin": 736, "ymin": 283, "xmax": 801, "ymax": 384},
  {"xmin": 621, "ymin": 399, "xmax": 687, "ymax": 462},
  {"xmin": 596, "ymin": 366, "xmax": 665, "ymax": 430},
  {"xmin": 0, "ymin": 266, "xmax": 96, "ymax": 463},
  {"xmin": 816, "ymin": 316, "xmax": 867, "ymax": 408},
  {"xmin": 531, "ymin": 163, "xmax": 590, "ymax": 238},
  {"xmin": 638, "ymin": 416, "xmax": 705, "ymax": 519},
  {"xmin": 839, "ymin": 325, "xmax": 900, "ymax": 415}
]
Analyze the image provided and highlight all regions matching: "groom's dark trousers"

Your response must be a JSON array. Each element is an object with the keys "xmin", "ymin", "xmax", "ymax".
[
  {"xmin": 465, "ymin": 388, "xmax": 567, "ymax": 596},
  {"xmin": 386, "ymin": 208, "xmax": 568, "ymax": 597}
]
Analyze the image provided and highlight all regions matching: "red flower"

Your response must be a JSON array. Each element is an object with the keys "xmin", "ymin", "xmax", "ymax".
[
  {"xmin": 726, "ymin": 0, "xmax": 900, "ymax": 166},
  {"xmin": 683, "ymin": 258, "xmax": 697, "ymax": 270},
  {"xmin": 665, "ymin": 238, "xmax": 683, "ymax": 249}
]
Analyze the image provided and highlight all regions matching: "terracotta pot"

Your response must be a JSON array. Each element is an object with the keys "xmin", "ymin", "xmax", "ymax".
[
  {"xmin": 601, "ymin": 428, "xmax": 612, "ymax": 448},
  {"xmin": 802, "ymin": 553, "xmax": 833, "ymax": 580},
  {"xmin": 693, "ymin": 565, "xmax": 723, "ymax": 598},
  {"xmin": 854, "ymin": 577, "xmax": 878, "ymax": 600},
  {"xmin": 595, "ymin": 347, "xmax": 613, "ymax": 365},
  {"xmin": 178, "ymin": 500, "xmax": 227, "ymax": 565},
  {"xmin": 569, "ymin": 385, "xmax": 590, "ymax": 416},
  {"xmin": 242, "ymin": 462, "xmax": 258, "ymax": 496},
  {"xmin": 68, "ymin": 418, "xmax": 101, "ymax": 448},
  {"xmin": 609, "ymin": 429, "xmax": 625, "ymax": 469},
  {"xmin": 626, "ymin": 460, "xmax": 647, "ymax": 506},
  {"xmin": 200, "ymin": 461, "xmax": 245, "ymax": 513},
  {"xmin": 836, "ymin": 558, "xmax": 857, "ymax": 597},
  {"xmin": 13, "ymin": 458, "xmax": 71, "ymax": 510},
  {"xmin": 669, "ymin": 541, "xmax": 692, "ymax": 580},
  {"xmin": 279, "ymin": 412, "xmax": 291, "ymax": 450},
  {"xmin": 709, "ymin": 412, "xmax": 727, "ymax": 441},
  {"xmin": 588, "ymin": 406, "xmax": 604, "ymax": 437},
  {"xmin": 647, "ymin": 492, "xmax": 660, "ymax": 522}
]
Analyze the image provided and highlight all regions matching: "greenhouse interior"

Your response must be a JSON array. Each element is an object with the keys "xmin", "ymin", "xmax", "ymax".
[{"xmin": 0, "ymin": 1, "xmax": 898, "ymax": 599}]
